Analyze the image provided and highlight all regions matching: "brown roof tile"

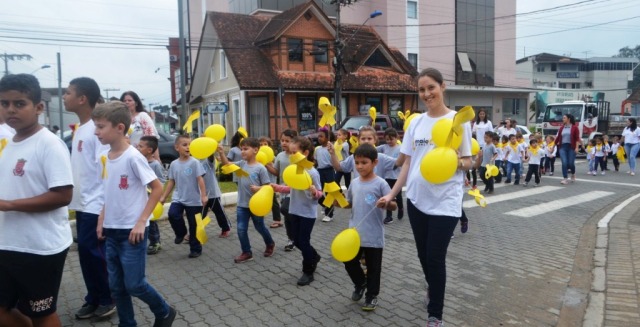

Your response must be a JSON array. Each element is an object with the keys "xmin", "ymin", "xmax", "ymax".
[{"xmin": 254, "ymin": 2, "xmax": 313, "ymax": 45}]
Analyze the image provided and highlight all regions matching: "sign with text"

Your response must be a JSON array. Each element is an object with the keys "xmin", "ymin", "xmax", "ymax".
[
  {"xmin": 557, "ymin": 72, "xmax": 579, "ymax": 78},
  {"xmin": 204, "ymin": 103, "xmax": 228, "ymax": 114}
]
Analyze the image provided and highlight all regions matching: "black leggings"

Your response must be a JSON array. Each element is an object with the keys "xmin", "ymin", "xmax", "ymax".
[
  {"xmin": 203, "ymin": 198, "xmax": 231, "ymax": 232},
  {"xmin": 317, "ymin": 167, "xmax": 336, "ymax": 218}
]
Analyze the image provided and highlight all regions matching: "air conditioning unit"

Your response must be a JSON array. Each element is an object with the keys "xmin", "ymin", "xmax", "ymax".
[{"xmin": 169, "ymin": 55, "xmax": 178, "ymax": 62}]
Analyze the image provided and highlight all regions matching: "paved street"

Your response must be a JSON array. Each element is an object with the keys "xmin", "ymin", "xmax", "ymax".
[{"xmin": 57, "ymin": 160, "xmax": 640, "ymax": 326}]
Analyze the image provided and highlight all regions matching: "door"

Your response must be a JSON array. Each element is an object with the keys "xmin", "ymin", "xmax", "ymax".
[{"xmin": 249, "ymin": 97, "xmax": 269, "ymax": 138}]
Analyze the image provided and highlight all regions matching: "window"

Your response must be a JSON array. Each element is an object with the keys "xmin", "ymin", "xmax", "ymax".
[
  {"xmin": 559, "ymin": 83, "xmax": 567, "ymax": 89},
  {"xmin": 312, "ymin": 40, "xmax": 328, "ymax": 64},
  {"xmin": 288, "ymin": 38, "xmax": 303, "ymax": 62},
  {"xmin": 220, "ymin": 50, "xmax": 227, "ymax": 79},
  {"xmin": 364, "ymin": 97, "xmax": 382, "ymax": 114},
  {"xmin": 571, "ymin": 83, "xmax": 580, "ymax": 89},
  {"xmin": 551, "ymin": 63, "xmax": 557, "ymax": 71},
  {"xmin": 585, "ymin": 81, "xmax": 593, "ymax": 88},
  {"xmin": 407, "ymin": 1, "xmax": 417, "ymax": 19},
  {"xmin": 388, "ymin": 97, "xmax": 403, "ymax": 117},
  {"xmin": 536, "ymin": 65, "xmax": 545, "ymax": 72},
  {"xmin": 209, "ymin": 67, "xmax": 215, "ymax": 84},
  {"xmin": 364, "ymin": 49, "xmax": 391, "ymax": 67},
  {"xmin": 408, "ymin": 53, "xmax": 418, "ymax": 69}
]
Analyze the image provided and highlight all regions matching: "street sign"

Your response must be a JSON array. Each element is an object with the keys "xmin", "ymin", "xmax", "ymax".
[{"xmin": 205, "ymin": 103, "xmax": 228, "ymax": 114}]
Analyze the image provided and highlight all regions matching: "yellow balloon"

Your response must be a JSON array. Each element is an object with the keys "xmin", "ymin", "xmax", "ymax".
[
  {"xmin": 431, "ymin": 119, "xmax": 462, "ymax": 149},
  {"xmin": 190, "ymin": 137, "xmax": 218, "ymax": 159},
  {"xmin": 249, "ymin": 186, "xmax": 274, "ymax": 217},
  {"xmin": 259, "ymin": 145, "xmax": 275, "ymax": 162},
  {"xmin": 420, "ymin": 147, "xmax": 458, "ymax": 184},
  {"xmin": 471, "ymin": 138, "xmax": 480, "ymax": 155},
  {"xmin": 331, "ymin": 228, "xmax": 361, "ymax": 262},
  {"xmin": 282, "ymin": 164, "xmax": 312, "ymax": 190},
  {"xmin": 151, "ymin": 202, "xmax": 164, "ymax": 221},
  {"xmin": 204, "ymin": 124, "xmax": 226, "ymax": 142},
  {"xmin": 256, "ymin": 151, "xmax": 268, "ymax": 165},
  {"xmin": 403, "ymin": 113, "xmax": 419, "ymax": 131}
]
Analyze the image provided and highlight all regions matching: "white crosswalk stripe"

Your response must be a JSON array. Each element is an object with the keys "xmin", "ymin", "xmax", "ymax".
[
  {"xmin": 463, "ymin": 186, "xmax": 562, "ymax": 209},
  {"xmin": 504, "ymin": 190, "xmax": 614, "ymax": 217}
]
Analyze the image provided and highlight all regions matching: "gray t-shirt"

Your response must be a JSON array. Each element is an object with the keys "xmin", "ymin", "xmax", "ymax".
[
  {"xmin": 315, "ymin": 146, "xmax": 332, "ymax": 169},
  {"xmin": 227, "ymin": 147, "xmax": 242, "ymax": 182},
  {"xmin": 377, "ymin": 144, "xmax": 401, "ymax": 179},
  {"xmin": 168, "ymin": 157, "xmax": 205, "ymax": 206},
  {"xmin": 289, "ymin": 168, "xmax": 321, "ymax": 219},
  {"xmin": 346, "ymin": 176, "xmax": 390, "ymax": 248},
  {"xmin": 148, "ymin": 160, "xmax": 166, "ymax": 184},
  {"xmin": 561, "ymin": 125, "xmax": 571, "ymax": 144},
  {"xmin": 201, "ymin": 159, "xmax": 221, "ymax": 199},
  {"xmin": 274, "ymin": 151, "xmax": 289, "ymax": 184},
  {"xmin": 339, "ymin": 153, "xmax": 397, "ymax": 179},
  {"xmin": 235, "ymin": 160, "xmax": 271, "ymax": 209},
  {"xmin": 481, "ymin": 144, "xmax": 497, "ymax": 167}
]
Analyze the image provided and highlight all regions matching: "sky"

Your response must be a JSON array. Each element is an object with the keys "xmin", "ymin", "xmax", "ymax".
[{"xmin": 0, "ymin": 0, "xmax": 638, "ymax": 109}]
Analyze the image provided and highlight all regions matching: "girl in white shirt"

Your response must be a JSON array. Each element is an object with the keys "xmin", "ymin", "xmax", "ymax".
[{"xmin": 472, "ymin": 109, "xmax": 493, "ymax": 148}]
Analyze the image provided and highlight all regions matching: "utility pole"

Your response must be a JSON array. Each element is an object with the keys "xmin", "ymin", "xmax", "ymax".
[
  {"xmin": 333, "ymin": 1, "xmax": 344, "ymax": 113},
  {"xmin": 57, "ymin": 52, "xmax": 64, "ymax": 139},
  {"xmin": 103, "ymin": 88, "xmax": 120, "ymax": 101},
  {"xmin": 178, "ymin": 0, "xmax": 188, "ymax": 133},
  {"xmin": 1, "ymin": 52, "xmax": 32, "ymax": 76}
]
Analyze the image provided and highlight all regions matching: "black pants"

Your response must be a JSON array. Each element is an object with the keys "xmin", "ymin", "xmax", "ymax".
[
  {"xmin": 543, "ymin": 156, "xmax": 556, "ymax": 173},
  {"xmin": 478, "ymin": 166, "xmax": 494, "ymax": 192},
  {"xmin": 407, "ymin": 201, "xmax": 459, "ymax": 320},
  {"xmin": 525, "ymin": 164, "xmax": 540, "ymax": 184},
  {"xmin": 289, "ymin": 214, "xmax": 319, "ymax": 274},
  {"xmin": 317, "ymin": 167, "xmax": 336, "ymax": 218},
  {"xmin": 460, "ymin": 209, "xmax": 468, "ymax": 224},
  {"xmin": 203, "ymin": 198, "xmax": 231, "ymax": 232},
  {"xmin": 271, "ymin": 193, "xmax": 281, "ymax": 222},
  {"xmin": 494, "ymin": 160, "xmax": 503, "ymax": 183},
  {"xmin": 594, "ymin": 156, "xmax": 606, "ymax": 172},
  {"xmin": 385, "ymin": 179, "xmax": 403, "ymax": 218},
  {"xmin": 344, "ymin": 247, "xmax": 383, "ymax": 298},
  {"xmin": 335, "ymin": 171, "xmax": 351, "ymax": 189},
  {"xmin": 466, "ymin": 169, "xmax": 477, "ymax": 187},
  {"xmin": 613, "ymin": 156, "xmax": 620, "ymax": 171}
]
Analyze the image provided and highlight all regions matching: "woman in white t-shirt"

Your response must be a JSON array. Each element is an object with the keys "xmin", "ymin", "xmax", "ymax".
[
  {"xmin": 120, "ymin": 91, "xmax": 158, "ymax": 148},
  {"xmin": 472, "ymin": 108, "xmax": 493, "ymax": 148},
  {"xmin": 499, "ymin": 118, "xmax": 517, "ymax": 138},
  {"xmin": 378, "ymin": 68, "xmax": 472, "ymax": 326},
  {"xmin": 621, "ymin": 118, "xmax": 640, "ymax": 175}
]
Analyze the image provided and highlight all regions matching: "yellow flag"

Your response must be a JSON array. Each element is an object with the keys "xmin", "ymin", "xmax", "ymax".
[
  {"xmin": 195, "ymin": 213, "xmax": 211, "ymax": 244},
  {"xmin": 182, "ymin": 110, "xmax": 201, "ymax": 133},
  {"xmin": 0, "ymin": 138, "xmax": 7, "ymax": 158},
  {"xmin": 334, "ymin": 139, "xmax": 344, "ymax": 161},
  {"xmin": 322, "ymin": 182, "xmax": 349, "ymax": 208}
]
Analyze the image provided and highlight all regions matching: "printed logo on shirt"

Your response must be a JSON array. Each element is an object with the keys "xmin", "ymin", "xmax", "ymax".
[
  {"xmin": 183, "ymin": 167, "xmax": 193, "ymax": 176},
  {"xmin": 29, "ymin": 296, "xmax": 53, "ymax": 313},
  {"xmin": 13, "ymin": 158, "xmax": 26, "ymax": 177},
  {"xmin": 413, "ymin": 138, "xmax": 430, "ymax": 150},
  {"xmin": 119, "ymin": 174, "xmax": 129, "ymax": 190},
  {"xmin": 77, "ymin": 140, "xmax": 83, "ymax": 153},
  {"xmin": 365, "ymin": 193, "xmax": 377, "ymax": 205}
]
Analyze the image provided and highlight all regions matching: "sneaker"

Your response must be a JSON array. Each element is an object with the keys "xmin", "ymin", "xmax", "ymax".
[
  {"xmin": 264, "ymin": 243, "xmax": 275, "ymax": 257},
  {"xmin": 571, "ymin": 174, "xmax": 576, "ymax": 181},
  {"xmin": 560, "ymin": 179, "xmax": 569, "ymax": 185},
  {"xmin": 601, "ymin": 172, "xmax": 605, "ymax": 175},
  {"xmin": 397, "ymin": 208, "xmax": 404, "ymax": 220},
  {"xmin": 219, "ymin": 230, "xmax": 231, "ymax": 238},
  {"xmin": 322, "ymin": 215, "xmax": 333, "ymax": 222},
  {"xmin": 75, "ymin": 303, "xmax": 97, "ymax": 319},
  {"xmin": 188, "ymin": 252, "xmax": 201, "ymax": 258},
  {"xmin": 297, "ymin": 273, "xmax": 314, "ymax": 286},
  {"xmin": 504, "ymin": 180, "xmax": 511, "ymax": 184},
  {"xmin": 351, "ymin": 283, "xmax": 366, "ymax": 301},
  {"xmin": 147, "ymin": 243, "xmax": 162, "ymax": 255},
  {"xmin": 460, "ymin": 221, "xmax": 468, "ymax": 234},
  {"xmin": 427, "ymin": 316, "xmax": 444, "ymax": 327},
  {"xmin": 361, "ymin": 296, "xmax": 378, "ymax": 311},
  {"xmin": 534, "ymin": 183, "xmax": 539, "ymax": 187},
  {"xmin": 153, "ymin": 306, "xmax": 177, "ymax": 327},
  {"xmin": 513, "ymin": 181, "xmax": 519, "ymax": 185},
  {"xmin": 550, "ymin": 172, "xmax": 554, "ymax": 176},
  {"xmin": 383, "ymin": 216, "xmax": 393, "ymax": 224},
  {"xmin": 173, "ymin": 236, "xmax": 184, "ymax": 244},
  {"xmin": 632, "ymin": 172, "xmax": 636, "ymax": 176},
  {"xmin": 234, "ymin": 252, "xmax": 253, "ymax": 263},
  {"xmin": 284, "ymin": 240, "xmax": 295, "ymax": 252},
  {"xmin": 523, "ymin": 182, "xmax": 528, "ymax": 187},
  {"xmin": 93, "ymin": 304, "xmax": 116, "ymax": 318}
]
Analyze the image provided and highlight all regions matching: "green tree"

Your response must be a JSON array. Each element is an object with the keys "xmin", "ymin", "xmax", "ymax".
[{"xmin": 614, "ymin": 45, "xmax": 640, "ymax": 89}]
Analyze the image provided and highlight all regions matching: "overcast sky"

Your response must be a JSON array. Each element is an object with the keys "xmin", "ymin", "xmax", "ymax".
[{"xmin": 0, "ymin": 0, "xmax": 637, "ymax": 108}]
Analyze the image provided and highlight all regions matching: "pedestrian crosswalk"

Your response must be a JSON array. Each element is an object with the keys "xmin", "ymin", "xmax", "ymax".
[
  {"xmin": 463, "ymin": 186, "xmax": 562, "ymax": 209},
  {"xmin": 504, "ymin": 190, "xmax": 614, "ymax": 217}
]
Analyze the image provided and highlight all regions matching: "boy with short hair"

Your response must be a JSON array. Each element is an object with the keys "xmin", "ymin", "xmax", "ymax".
[
  {"xmin": 159, "ymin": 135, "xmax": 207, "ymax": 258},
  {"xmin": 343, "ymin": 144, "xmax": 396, "ymax": 312},
  {"xmin": 377, "ymin": 128, "xmax": 403, "ymax": 224},
  {"xmin": 137, "ymin": 135, "xmax": 166, "ymax": 255},
  {"xmin": 504, "ymin": 134, "xmax": 525, "ymax": 185},
  {"xmin": 523, "ymin": 138, "xmax": 543, "ymax": 187},
  {"xmin": 477, "ymin": 132, "xmax": 498, "ymax": 193},
  {"xmin": 201, "ymin": 154, "xmax": 232, "ymax": 238},
  {"xmin": 63, "ymin": 76, "xmax": 116, "ymax": 319},
  {"xmin": 218, "ymin": 137, "xmax": 276, "ymax": 263},
  {"xmin": 611, "ymin": 136, "xmax": 621, "ymax": 172},
  {"xmin": 0, "ymin": 74, "xmax": 74, "ymax": 327},
  {"xmin": 93, "ymin": 101, "xmax": 176, "ymax": 327}
]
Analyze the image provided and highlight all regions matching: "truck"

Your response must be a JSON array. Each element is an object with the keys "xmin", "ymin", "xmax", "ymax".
[{"xmin": 309, "ymin": 114, "xmax": 405, "ymax": 146}]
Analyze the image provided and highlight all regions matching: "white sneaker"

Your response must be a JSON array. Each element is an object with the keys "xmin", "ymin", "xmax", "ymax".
[
  {"xmin": 632, "ymin": 172, "xmax": 636, "ymax": 176},
  {"xmin": 601, "ymin": 172, "xmax": 605, "ymax": 175},
  {"xmin": 322, "ymin": 215, "xmax": 333, "ymax": 222}
]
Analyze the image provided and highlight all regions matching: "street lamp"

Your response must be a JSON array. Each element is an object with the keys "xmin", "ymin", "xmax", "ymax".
[{"xmin": 30, "ymin": 64, "xmax": 51, "ymax": 74}]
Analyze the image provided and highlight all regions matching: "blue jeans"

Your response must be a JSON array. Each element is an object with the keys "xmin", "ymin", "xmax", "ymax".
[
  {"xmin": 168, "ymin": 202, "xmax": 203, "ymax": 254},
  {"xmin": 289, "ymin": 214, "xmax": 318, "ymax": 274},
  {"xmin": 505, "ymin": 162, "xmax": 521, "ymax": 183},
  {"xmin": 76, "ymin": 211, "xmax": 113, "ymax": 306},
  {"xmin": 104, "ymin": 228, "xmax": 169, "ymax": 327},
  {"xmin": 148, "ymin": 221, "xmax": 160, "ymax": 246},
  {"xmin": 236, "ymin": 207, "xmax": 274, "ymax": 254},
  {"xmin": 624, "ymin": 143, "xmax": 640, "ymax": 172},
  {"xmin": 558, "ymin": 143, "xmax": 576, "ymax": 178}
]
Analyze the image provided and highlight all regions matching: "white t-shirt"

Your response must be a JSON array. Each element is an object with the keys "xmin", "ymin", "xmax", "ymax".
[
  {"xmin": 527, "ymin": 147, "xmax": 544, "ymax": 164},
  {"xmin": 400, "ymin": 111, "xmax": 472, "ymax": 217},
  {"xmin": 472, "ymin": 120, "xmax": 493, "ymax": 147},
  {"xmin": 70, "ymin": 120, "xmax": 110, "ymax": 214},
  {"xmin": 0, "ymin": 128, "xmax": 73, "ymax": 255},
  {"xmin": 611, "ymin": 143, "xmax": 620, "ymax": 155},
  {"xmin": 622, "ymin": 127, "xmax": 640, "ymax": 144},
  {"xmin": 0, "ymin": 122, "xmax": 15, "ymax": 140},
  {"xmin": 102, "ymin": 146, "xmax": 158, "ymax": 229},
  {"xmin": 500, "ymin": 127, "xmax": 517, "ymax": 138},
  {"xmin": 504, "ymin": 143, "xmax": 525, "ymax": 164},
  {"xmin": 129, "ymin": 112, "xmax": 158, "ymax": 147}
]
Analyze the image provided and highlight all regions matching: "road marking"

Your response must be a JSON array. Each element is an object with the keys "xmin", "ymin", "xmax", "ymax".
[
  {"xmin": 505, "ymin": 191, "xmax": 614, "ymax": 217},
  {"xmin": 463, "ymin": 186, "xmax": 562, "ymax": 208},
  {"xmin": 542, "ymin": 176, "xmax": 640, "ymax": 188},
  {"xmin": 597, "ymin": 193, "xmax": 640, "ymax": 228}
]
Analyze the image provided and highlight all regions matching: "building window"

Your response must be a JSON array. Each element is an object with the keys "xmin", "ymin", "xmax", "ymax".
[
  {"xmin": 220, "ymin": 50, "xmax": 227, "ymax": 79},
  {"xmin": 388, "ymin": 97, "xmax": 403, "ymax": 117},
  {"xmin": 455, "ymin": 0, "xmax": 495, "ymax": 86},
  {"xmin": 313, "ymin": 40, "xmax": 328, "ymax": 64},
  {"xmin": 551, "ymin": 63, "xmax": 557, "ymax": 71},
  {"xmin": 536, "ymin": 65, "xmax": 545, "ymax": 72},
  {"xmin": 362, "ymin": 96, "xmax": 382, "ymax": 114},
  {"xmin": 559, "ymin": 83, "xmax": 567, "ymax": 89},
  {"xmin": 571, "ymin": 83, "xmax": 581, "ymax": 89},
  {"xmin": 288, "ymin": 38, "xmax": 303, "ymax": 62},
  {"xmin": 586, "ymin": 81, "xmax": 593, "ymax": 88},
  {"xmin": 209, "ymin": 67, "xmax": 215, "ymax": 84},
  {"xmin": 407, "ymin": 1, "xmax": 417, "ymax": 19},
  {"xmin": 408, "ymin": 53, "xmax": 418, "ymax": 69}
]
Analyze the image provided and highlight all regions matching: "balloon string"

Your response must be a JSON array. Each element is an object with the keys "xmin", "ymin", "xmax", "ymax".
[{"xmin": 353, "ymin": 205, "xmax": 382, "ymax": 231}]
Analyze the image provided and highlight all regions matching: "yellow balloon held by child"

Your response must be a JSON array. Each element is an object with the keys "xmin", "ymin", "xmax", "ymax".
[
  {"xmin": 259, "ymin": 145, "xmax": 275, "ymax": 163},
  {"xmin": 420, "ymin": 147, "xmax": 458, "ymax": 184},
  {"xmin": 190, "ymin": 137, "xmax": 218, "ymax": 160},
  {"xmin": 249, "ymin": 185, "xmax": 274, "ymax": 217},
  {"xmin": 331, "ymin": 228, "xmax": 361, "ymax": 262},
  {"xmin": 256, "ymin": 151, "xmax": 268, "ymax": 165},
  {"xmin": 471, "ymin": 138, "xmax": 480, "ymax": 155},
  {"xmin": 282, "ymin": 164, "xmax": 312, "ymax": 190},
  {"xmin": 204, "ymin": 124, "xmax": 226, "ymax": 142},
  {"xmin": 151, "ymin": 202, "xmax": 164, "ymax": 221}
]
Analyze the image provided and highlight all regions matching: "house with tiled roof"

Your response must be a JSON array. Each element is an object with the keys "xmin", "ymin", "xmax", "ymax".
[{"xmin": 186, "ymin": 0, "xmax": 418, "ymax": 140}]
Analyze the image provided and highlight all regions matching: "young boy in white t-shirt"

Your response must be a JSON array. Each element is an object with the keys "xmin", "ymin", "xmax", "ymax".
[
  {"xmin": 93, "ymin": 101, "xmax": 176, "ymax": 327},
  {"xmin": 503, "ymin": 134, "xmax": 525, "ymax": 185},
  {"xmin": 0, "ymin": 74, "xmax": 74, "ymax": 326}
]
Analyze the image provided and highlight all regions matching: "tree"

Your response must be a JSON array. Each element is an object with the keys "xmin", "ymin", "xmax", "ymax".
[{"xmin": 614, "ymin": 45, "xmax": 640, "ymax": 90}]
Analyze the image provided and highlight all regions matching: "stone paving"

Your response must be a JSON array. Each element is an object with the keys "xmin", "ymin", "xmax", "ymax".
[{"xmin": 55, "ymin": 161, "xmax": 640, "ymax": 326}]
